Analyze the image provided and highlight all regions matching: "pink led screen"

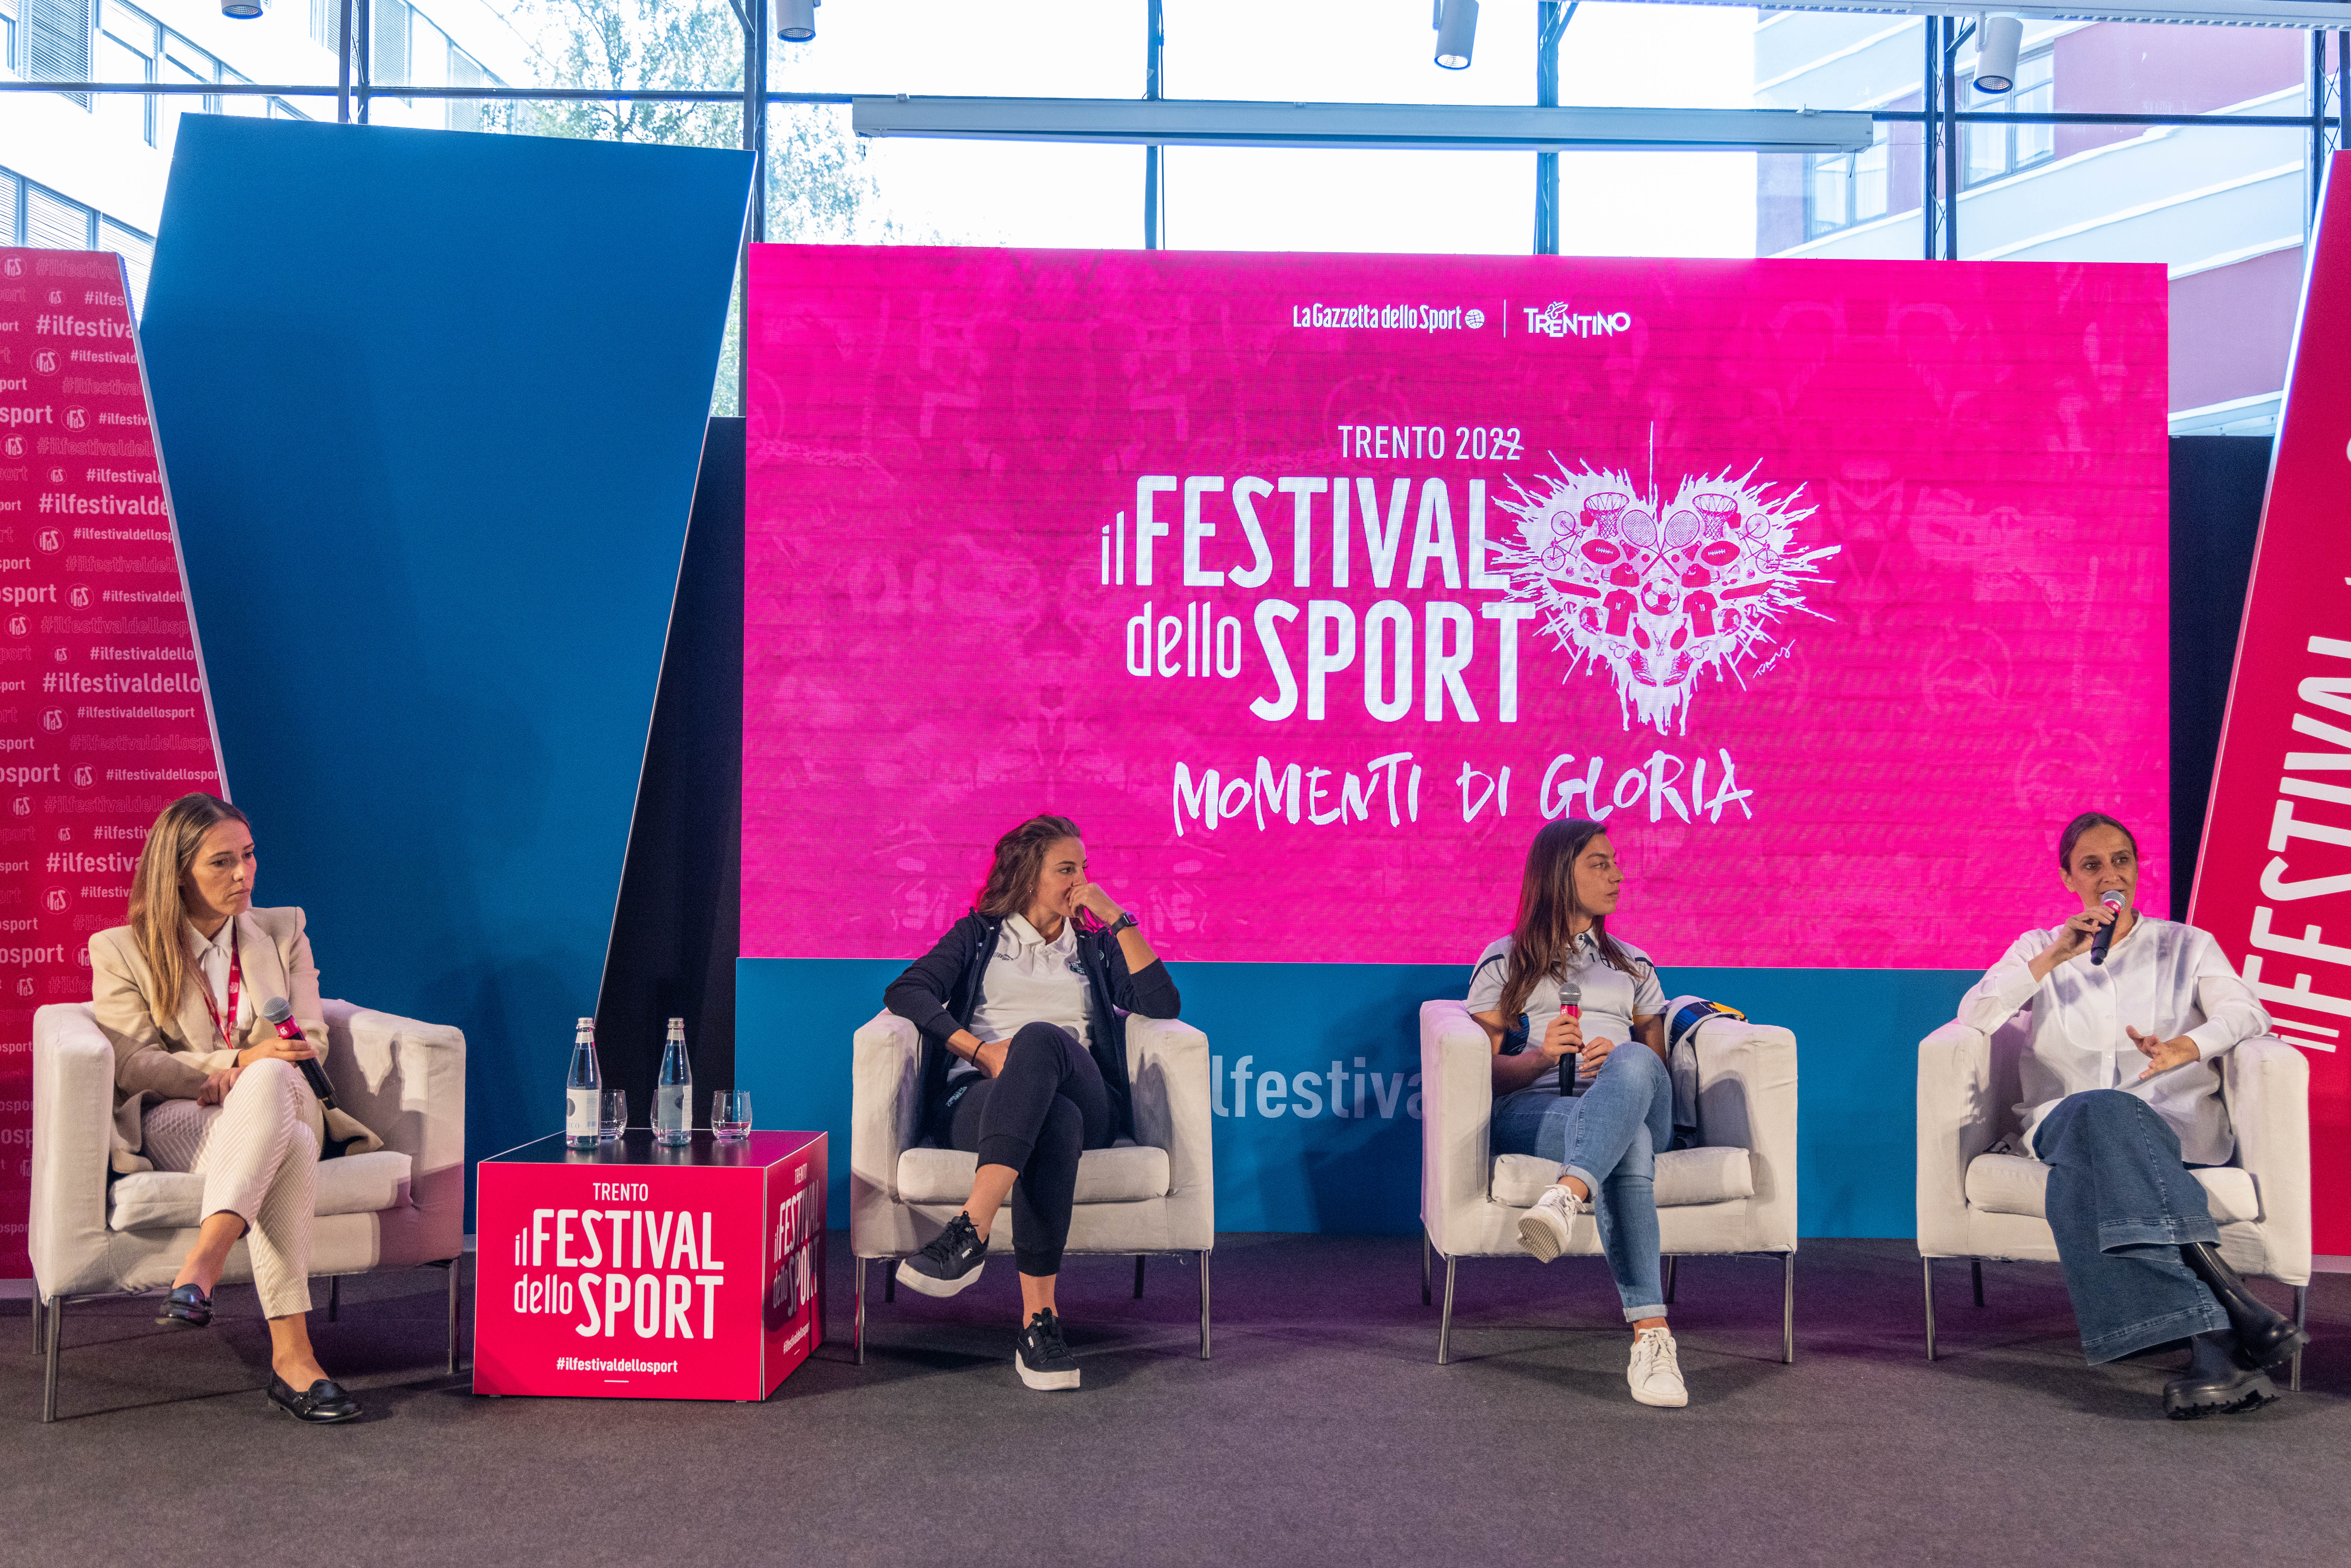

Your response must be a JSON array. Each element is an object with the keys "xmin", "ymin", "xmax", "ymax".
[{"xmin": 744, "ymin": 247, "xmax": 2168, "ymax": 969}]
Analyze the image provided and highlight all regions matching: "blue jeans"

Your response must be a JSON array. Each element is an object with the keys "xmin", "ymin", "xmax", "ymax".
[
  {"xmin": 2037, "ymin": 1089, "xmax": 2229, "ymax": 1364},
  {"xmin": 1492, "ymin": 1043, "xmax": 1672, "ymax": 1321}
]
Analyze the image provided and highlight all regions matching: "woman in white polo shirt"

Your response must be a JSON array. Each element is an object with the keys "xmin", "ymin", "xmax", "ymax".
[{"xmin": 1466, "ymin": 817, "xmax": 1681, "ymax": 1406}]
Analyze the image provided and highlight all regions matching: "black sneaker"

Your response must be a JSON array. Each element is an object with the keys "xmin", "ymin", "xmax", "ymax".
[
  {"xmin": 1016, "ymin": 1308, "xmax": 1080, "ymax": 1391},
  {"xmin": 896, "ymin": 1211, "xmax": 988, "ymax": 1298}
]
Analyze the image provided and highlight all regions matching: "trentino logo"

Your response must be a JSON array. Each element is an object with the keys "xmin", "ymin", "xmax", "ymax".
[{"xmin": 1523, "ymin": 301, "xmax": 1633, "ymax": 340}]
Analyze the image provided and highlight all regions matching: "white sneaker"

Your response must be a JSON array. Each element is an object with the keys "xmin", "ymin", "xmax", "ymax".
[
  {"xmin": 1515, "ymin": 1182, "xmax": 1586, "ymax": 1262},
  {"xmin": 1627, "ymin": 1326, "xmax": 1689, "ymax": 1408}
]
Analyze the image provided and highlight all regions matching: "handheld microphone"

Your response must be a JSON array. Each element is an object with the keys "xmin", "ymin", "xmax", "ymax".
[
  {"xmin": 260, "ymin": 995, "xmax": 337, "ymax": 1108},
  {"xmin": 2089, "ymin": 890, "xmax": 2126, "ymax": 967},
  {"xmin": 1559, "ymin": 981, "xmax": 1583, "ymax": 1097}
]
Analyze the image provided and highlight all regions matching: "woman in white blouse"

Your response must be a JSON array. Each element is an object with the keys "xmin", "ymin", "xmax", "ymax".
[
  {"xmin": 1466, "ymin": 817, "xmax": 1684, "ymax": 1407},
  {"xmin": 882, "ymin": 814, "xmax": 1180, "ymax": 1391},
  {"xmin": 1958, "ymin": 810, "xmax": 2305, "ymax": 1419},
  {"xmin": 90, "ymin": 793, "xmax": 380, "ymax": 1424}
]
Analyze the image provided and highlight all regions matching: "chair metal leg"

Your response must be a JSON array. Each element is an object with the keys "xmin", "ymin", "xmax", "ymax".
[
  {"xmin": 1664, "ymin": 1255, "xmax": 1678, "ymax": 1306},
  {"xmin": 1134, "ymin": 1255, "xmax": 1146, "ymax": 1299},
  {"xmin": 40, "ymin": 1294, "xmax": 60, "ymax": 1424},
  {"xmin": 328, "ymin": 1276, "xmax": 340, "ymax": 1323},
  {"xmin": 1421, "ymin": 1234, "xmax": 1431, "ymax": 1306},
  {"xmin": 1922, "ymin": 1257, "xmax": 1938, "ymax": 1361},
  {"xmin": 1781, "ymin": 1253, "xmax": 1795, "ymax": 1365},
  {"xmin": 2293, "ymin": 1285, "xmax": 2307, "ymax": 1393},
  {"xmin": 1970, "ymin": 1259, "xmax": 1984, "ymax": 1308},
  {"xmin": 854, "ymin": 1258, "xmax": 867, "ymax": 1367},
  {"xmin": 1198, "ymin": 1252, "xmax": 1211, "ymax": 1360},
  {"xmin": 29, "ymin": 1292, "xmax": 41, "ymax": 1356},
  {"xmin": 445, "ymin": 1256, "xmax": 463, "ymax": 1375},
  {"xmin": 1437, "ymin": 1255, "xmax": 1458, "ymax": 1366}
]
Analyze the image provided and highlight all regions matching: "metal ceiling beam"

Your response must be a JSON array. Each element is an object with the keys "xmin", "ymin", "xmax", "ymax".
[{"xmin": 850, "ymin": 96, "xmax": 1876, "ymax": 153}]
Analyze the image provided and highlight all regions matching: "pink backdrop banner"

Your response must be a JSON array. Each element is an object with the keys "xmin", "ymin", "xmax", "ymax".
[
  {"xmin": 0, "ymin": 249, "xmax": 225, "ymax": 1278},
  {"xmin": 745, "ymin": 246, "xmax": 2169, "ymax": 969},
  {"xmin": 2188, "ymin": 151, "xmax": 2351, "ymax": 1252}
]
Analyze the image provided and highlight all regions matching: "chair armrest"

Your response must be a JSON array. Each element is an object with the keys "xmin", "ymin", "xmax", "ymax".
[
  {"xmin": 29, "ymin": 1003, "xmax": 115, "ymax": 1297},
  {"xmin": 852, "ymin": 1011, "xmax": 921, "ymax": 1203},
  {"xmin": 321, "ymin": 999, "xmax": 466, "ymax": 1264},
  {"xmin": 1127, "ymin": 1016, "xmax": 1212, "ymax": 1224},
  {"xmin": 1917, "ymin": 1019, "xmax": 1994, "ymax": 1256},
  {"xmin": 1690, "ymin": 1018, "xmax": 1799, "ymax": 1253},
  {"xmin": 1420, "ymin": 999, "xmax": 1495, "ymax": 1252},
  {"xmin": 2224, "ymin": 1035, "xmax": 2312, "ymax": 1285}
]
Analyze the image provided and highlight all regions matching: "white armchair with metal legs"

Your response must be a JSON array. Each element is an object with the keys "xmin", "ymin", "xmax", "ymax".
[
  {"xmin": 1916, "ymin": 1016, "xmax": 2312, "ymax": 1388},
  {"xmin": 29, "ymin": 998, "xmax": 468, "ymax": 1422},
  {"xmin": 1419, "ymin": 999, "xmax": 1800, "ymax": 1364},
  {"xmin": 848, "ymin": 1009, "xmax": 1214, "ymax": 1363}
]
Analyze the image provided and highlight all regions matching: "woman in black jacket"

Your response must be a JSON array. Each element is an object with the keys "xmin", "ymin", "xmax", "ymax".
[{"xmin": 882, "ymin": 813, "xmax": 1180, "ymax": 1391}]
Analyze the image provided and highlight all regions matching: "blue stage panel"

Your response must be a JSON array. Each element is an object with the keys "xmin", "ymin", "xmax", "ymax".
[
  {"xmin": 737, "ymin": 956, "xmax": 1973, "ymax": 1238},
  {"xmin": 141, "ymin": 118, "xmax": 751, "ymax": 1190}
]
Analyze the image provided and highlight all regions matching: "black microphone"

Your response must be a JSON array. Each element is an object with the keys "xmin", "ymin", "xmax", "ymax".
[
  {"xmin": 1559, "ymin": 981, "xmax": 1583, "ymax": 1097},
  {"xmin": 2089, "ymin": 890, "xmax": 2126, "ymax": 967},
  {"xmin": 260, "ymin": 995, "xmax": 338, "ymax": 1108}
]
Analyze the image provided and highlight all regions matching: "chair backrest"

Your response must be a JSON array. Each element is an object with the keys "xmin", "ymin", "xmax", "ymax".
[{"xmin": 1986, "ymin": 1009, "xmax": 2032, "ymax": 1145}]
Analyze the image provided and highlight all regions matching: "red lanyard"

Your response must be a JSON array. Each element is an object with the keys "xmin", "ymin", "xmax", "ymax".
[{"xmin": 196, "ymin": 923, "xmax": 242, "ymax": 1052}]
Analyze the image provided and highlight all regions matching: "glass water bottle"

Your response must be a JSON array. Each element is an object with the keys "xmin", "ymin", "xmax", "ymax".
[
  {"xmin": 564, "ymin": 1017, "xmax": 601, "ymax": 1149},
  {"xmin": 654, "ymin": 1016, "xmax": 693, "ymax": 1146}
]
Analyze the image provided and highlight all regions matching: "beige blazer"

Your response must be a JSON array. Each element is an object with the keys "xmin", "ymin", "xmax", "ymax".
[{"xmin": 89, "ymin": 905, "xmax": 383, "ymax": 1173}]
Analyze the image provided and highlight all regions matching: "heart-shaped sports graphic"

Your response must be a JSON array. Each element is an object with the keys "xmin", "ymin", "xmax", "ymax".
[{"xmin": 1494, "ymin": 461, "xmax": 1840, "ymax": 736}]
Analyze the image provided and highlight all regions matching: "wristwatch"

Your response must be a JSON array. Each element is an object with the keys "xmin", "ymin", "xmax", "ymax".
[{"xmin": 1105, "ymin": 911, "xmax": 1138, "ymax": 937}]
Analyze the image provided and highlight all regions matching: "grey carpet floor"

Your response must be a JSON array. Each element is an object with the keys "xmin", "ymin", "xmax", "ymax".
[{"xmin": 3, "ymin": 1235, "xmax": 2346, "ymax": 1568}]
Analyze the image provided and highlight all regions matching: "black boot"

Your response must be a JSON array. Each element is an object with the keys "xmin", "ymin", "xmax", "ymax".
[
  {"xmin": 2180, "ymin": 1241, "xmax": 2308, "ymax": 1369},
  {"xmin": 2162, "ymin": 1329, "xmax": 2278, "ymax": 1420}
]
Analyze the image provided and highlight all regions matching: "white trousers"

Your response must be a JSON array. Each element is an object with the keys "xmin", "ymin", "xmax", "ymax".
[{"xmin": 141, "ymin": 1058, "xmax": 318, "ymax": 1318}]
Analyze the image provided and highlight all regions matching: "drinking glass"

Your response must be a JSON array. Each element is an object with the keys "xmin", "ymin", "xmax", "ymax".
[
  {"xmin": 712, "ymin": 1090, "xmax": 752, "ymax": 1141},
  {"xmin": 599, "ymin": 1090, "xmax": 627, "ymax": 1141}
]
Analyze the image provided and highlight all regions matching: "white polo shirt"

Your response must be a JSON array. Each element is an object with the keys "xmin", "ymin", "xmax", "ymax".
[
  {"xmin": 1466, "ymin": 929, "xmax": 1665, "ymax": 1094},
  {"xmin": 947, "ymin": 914, "xmax": 1093, "ymax": 1086}
]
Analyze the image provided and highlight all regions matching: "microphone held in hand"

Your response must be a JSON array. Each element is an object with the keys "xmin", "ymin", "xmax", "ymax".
[
  {"xmin": 260, "ymin": 995, "xmax": 337, "ymax": 1108},
  {"xmin": 2089, "ymin": 890, "xmax": 2126, "ymax": 967},
  {"xmin": 1559, "ymin": 981, "xmax": 1583, "ymax": 1097}
]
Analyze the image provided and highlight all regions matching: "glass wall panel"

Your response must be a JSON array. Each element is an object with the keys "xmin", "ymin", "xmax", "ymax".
[{"xmin": 762, "ymin": 0, "xmax": 1134, "ymax": 99}]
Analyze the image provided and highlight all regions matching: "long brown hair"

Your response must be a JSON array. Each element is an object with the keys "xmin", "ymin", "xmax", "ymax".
[
  {"xmin": 1497, "ymin": 817, "xmax": 1642, "ymax": 1022},
  {"xmin": 975, "ymin": 814, "xmax": 1082, "ymax": 918},
  {"xmin": 127, "ymin": 792, "xmax": 249, "ymax": 1016}
]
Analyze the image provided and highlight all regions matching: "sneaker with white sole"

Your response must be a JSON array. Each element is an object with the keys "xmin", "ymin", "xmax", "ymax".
[
  {"xmin": 896, "ymin": 1211, "xmax": 988, "ymax": 1298},
  {"xmin": 1015, "ymin": 1308, "xmax": 1081, "ymax": 1391},
  {"xmin": 1515, "ymin": 1182, "xmax": 1587, "ymax": 1262},
  {"xmin": 1627, "ymin": 1325, "xmax": 1689, "ymax": 1408}
]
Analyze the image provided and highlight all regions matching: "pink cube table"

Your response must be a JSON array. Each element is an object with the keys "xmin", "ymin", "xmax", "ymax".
[{"xmin": 473, "ymin": 1129, "xmax": 826, "ymax": 1401}]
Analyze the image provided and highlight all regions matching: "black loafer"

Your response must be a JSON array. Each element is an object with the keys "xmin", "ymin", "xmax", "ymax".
[
  {"xmin": 266, "ymin": 1375, "xmax": 362, "ymax": 1424},
  {"xmin": 157, "ymin": 1284, "xmax": 212, "ymax": 1329}
]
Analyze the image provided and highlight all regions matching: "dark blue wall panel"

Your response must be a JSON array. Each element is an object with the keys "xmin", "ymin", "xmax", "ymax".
[
  {"xmin": 737, "ymin": 956, "xmax": 1973, "ymax": 1238},
  {"xmin": 141, "ymin": 118, "xmax": 751, "ymax": 1183}
]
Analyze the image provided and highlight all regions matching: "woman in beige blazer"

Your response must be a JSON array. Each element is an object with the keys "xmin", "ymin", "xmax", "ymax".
[{"xmin": 91, "ymin": 792, "xmax": 379, "ymax": 1424}]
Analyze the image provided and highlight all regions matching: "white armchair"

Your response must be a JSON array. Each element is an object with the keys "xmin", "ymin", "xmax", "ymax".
[
  {"xmin": 1917, "ymin": 1015, "xmax": 2311, "ymax": 1386},
  {"xmin": 30, "ymin": 998, "xmax": 467, "ymax": 1421},
  {"xmin": 848, "ymin": 1009, "xmax": 1214, "ymax": 1362},
  {"xmin": 1419, "ymin": 999, "xmax": 1800, "ymax": 1365}
]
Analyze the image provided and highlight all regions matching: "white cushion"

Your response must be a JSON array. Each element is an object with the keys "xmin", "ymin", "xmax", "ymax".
[
  {"xmin": 1492, "ymin": 1146, "xmax": 1755, "ymax": 1209},
  {"xmin": 109, "ymin": 1149, "xmax": 414, "ymax": 1232},
  {"xmin": 1964, "ymin": 1153, "xmax": 2260, "ymax": 1226},
  {"xmin": 896, "ymin": 1142, "xmax": 1170, "ymax": 1206}
]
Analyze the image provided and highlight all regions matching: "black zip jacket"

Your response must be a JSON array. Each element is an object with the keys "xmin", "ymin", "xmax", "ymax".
[{"xmin": 883, "ymin": 910, "xmax": 1182, "ymax": 1143}]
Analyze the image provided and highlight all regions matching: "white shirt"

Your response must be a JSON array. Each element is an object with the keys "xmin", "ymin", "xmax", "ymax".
[
  {"xmin": 188, "ymin": 916, "xmax": 250, "ymax": 1042},
  {"xmin": 952, "ymin": 914, "xmax": 1092, "ymax": 1084},
  {"xmin": 1466, "ymin": 929, "xmax": 1666, "ymax": 1094},
  {"xmin": 1959, "ymin": 915, "xmax": 2269, "ymax": 1166}
]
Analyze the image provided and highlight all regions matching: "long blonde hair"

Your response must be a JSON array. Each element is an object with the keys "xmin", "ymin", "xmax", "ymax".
[{"xmin": 127, "ymin": 793, "xmax": 249, "ymax": 1016}]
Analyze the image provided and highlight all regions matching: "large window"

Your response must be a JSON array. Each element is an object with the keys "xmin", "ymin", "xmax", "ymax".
[
  {"xmin": 1963, "ymin": 48, "xmax": 2055, "ymax": 186},
  {"xmin": 1808, "ymin": 123, "xmax": 1890, "ymax": 239},
  {"xmin": 0, "ymin": 162, "xmax": 155, "ymax": 300}
]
